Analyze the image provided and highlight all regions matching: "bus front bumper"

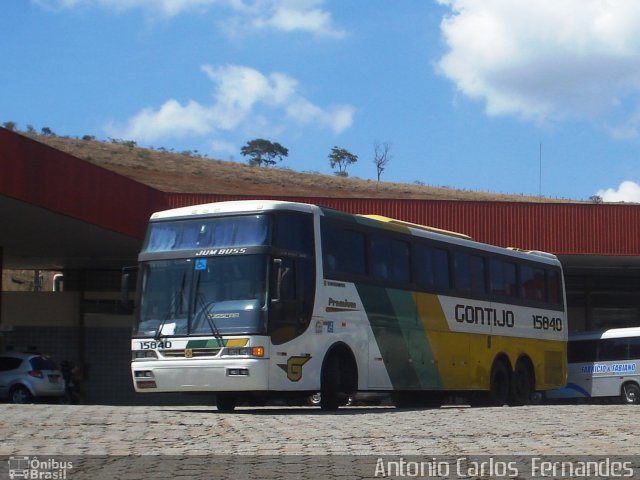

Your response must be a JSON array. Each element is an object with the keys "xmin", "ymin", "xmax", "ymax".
[{"xmin": 132, "ymin": 358, "xmax": 269, "ymax": 393}]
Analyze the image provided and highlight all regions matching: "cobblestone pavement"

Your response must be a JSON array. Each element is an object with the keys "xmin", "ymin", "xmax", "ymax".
[
  {"xmin": 1, "ymin": 403, "xmax": 639, "ymax": 455},
  {"xmin": 0, "ymin": 403, "xmax": 638, "ymax": 479}
]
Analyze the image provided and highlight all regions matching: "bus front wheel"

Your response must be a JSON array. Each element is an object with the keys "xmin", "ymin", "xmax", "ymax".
[
  {"xmin": 320, "ymin": 354, "xmax": 341, "ymax": 411},
  {"xmin": 622, "ymin": 382, "xmax": 640, "ymax": 405}
]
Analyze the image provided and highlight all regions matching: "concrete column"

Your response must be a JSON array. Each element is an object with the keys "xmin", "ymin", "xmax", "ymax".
[
  {"xmin": 0, "ymin": 246, "xmax": 3, "ymax": 326},
  {"xmin": 0, "ymin": 247, "xmax": 3, "ymax": 350}
]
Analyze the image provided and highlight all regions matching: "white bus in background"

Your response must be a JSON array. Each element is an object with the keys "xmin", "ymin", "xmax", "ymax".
[{"xmin": 546, "ymin": 327, "xmax": 640, "ymax": 404}]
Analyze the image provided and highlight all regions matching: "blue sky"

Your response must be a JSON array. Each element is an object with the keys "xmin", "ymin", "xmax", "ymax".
[{"xmin": 3, "ymin": 0, "xmax": 640, "ymax": 202}]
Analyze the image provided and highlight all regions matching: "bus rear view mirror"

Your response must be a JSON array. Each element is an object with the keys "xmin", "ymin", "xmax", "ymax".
[
  {"xmin": 120, "ymin": 266, "xmax": 138, "ymax": 310},
  {"xmin": 270, "ymin": 258, "xmax": 283, "ymax": 303}
]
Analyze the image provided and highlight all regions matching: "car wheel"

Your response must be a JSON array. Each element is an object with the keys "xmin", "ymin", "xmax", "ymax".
[{"xmin": 9, "ymin": 385, "xmax": 33, "ymax": 404}]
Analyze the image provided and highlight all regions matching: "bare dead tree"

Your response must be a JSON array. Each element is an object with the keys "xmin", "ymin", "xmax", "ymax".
[{"xmin": 373, "ymin": 141, "xmax": 392, "ymax": 182}]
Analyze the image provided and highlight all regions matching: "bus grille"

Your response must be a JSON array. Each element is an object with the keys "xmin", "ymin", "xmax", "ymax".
[{"xmin": 161, "ymin": 348, "xmax": 221, "ymax": 358}]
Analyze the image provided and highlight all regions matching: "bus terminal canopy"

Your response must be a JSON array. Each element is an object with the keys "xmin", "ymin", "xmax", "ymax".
[
  {"xmin": 0, "ymin": 194, "xmax": 143, "ymax": 270},
  {"xmin": 2, "ymin": 127, "xmax": 640, "ymax": 272},
  {"xmin": 0, "ymin": 129, "xmax": 158, "ymax": 270}
]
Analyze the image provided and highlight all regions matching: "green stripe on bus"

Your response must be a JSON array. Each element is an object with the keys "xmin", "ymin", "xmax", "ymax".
[
  {"xmin": 386, "ymin": 289, "xmax": 442, "ymax": 390},
  {"xmin": 186, "ymin": 339, "xmax": 225, "ymax": 348},
  {"xmin": 356, "ymin": 284, "xmax": 419, "ymax": 389},
  {"xmin": 357, "ymin": 284, "xmax": 442, "ymax": 390}
]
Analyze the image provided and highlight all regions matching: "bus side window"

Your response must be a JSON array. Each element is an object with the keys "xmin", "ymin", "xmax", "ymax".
[
  {"xmin": 454, "ymin": 251, "xmax": 485, "ymax": 294},
  {"xmin": 568, "ymin": 340, "xmax": 598, "ymax": 363},
  {"xmin": 370, "ymin": 235, "xmax": 410, "ymax": 283},
  {"xmin": 521, "ymin": 265, "xmax": 545, "ymax": 301},
  {"xmin": 414, "ymin": 243, "xmax": 435, "ymax": 289},
  {"xmin": 489, "ymin": 258, "xmax": 518, "ymax": 297},
  {"xmin": 433, "ymin": 248, "xmax": 450, "ymax": 290},
  {"xmin": 629, "ymin": 337, "xmax": 640, "ymax": 359},
  {"xmin": 598, "ymin": 338, "xmax": 629, "ymax": 361},
  {"xmin": 547, "ymin": 269, "xmax": 563, "ymax": 305},
  {"xmin": 414, "ymin": 244, "xmax": 450, "ymax": 291},
  {"xmin": 273, "ymin": 213, "xmax": 314, "ymax": 256},
  {"xmin": 321, "ymin": 223, "xmax": 366, "ymax": 277}
]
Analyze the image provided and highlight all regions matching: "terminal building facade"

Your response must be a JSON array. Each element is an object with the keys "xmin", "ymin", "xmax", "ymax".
[{"xmin": 1, "ymin": 128, "xmax": 639, "ymax": 404}]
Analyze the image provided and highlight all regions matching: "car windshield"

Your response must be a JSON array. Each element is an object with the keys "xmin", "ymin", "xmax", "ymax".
[{"xmin": 134, "ymin": 255, "xmax": 268, "ymax": 337}]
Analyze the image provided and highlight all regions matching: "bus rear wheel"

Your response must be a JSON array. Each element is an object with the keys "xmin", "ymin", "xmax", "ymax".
[
  {"xmin": 509, "ymin": 359, "xmax": 534, "ymax": 406},
  {"xmin": 622, "ymin": 382, "xmax": 640, "ymax": 405}
]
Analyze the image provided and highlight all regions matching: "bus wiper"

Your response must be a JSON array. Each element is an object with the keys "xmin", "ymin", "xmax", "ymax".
[
  {"xmin": 154, "ymin": 273, "xmax": 186, "ymax": 340},
  {"xmin": 195, "ymin": 296, "xmax": 224, "ymax": 341},
  {"xmin": 193, "ymin": 272, "xmax": 223, "ymax": 341}
]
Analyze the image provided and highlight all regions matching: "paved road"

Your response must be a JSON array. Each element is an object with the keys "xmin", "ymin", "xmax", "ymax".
[{"xmin": 0, "ymin": 403, "xmax": 638, "ymax": 479}]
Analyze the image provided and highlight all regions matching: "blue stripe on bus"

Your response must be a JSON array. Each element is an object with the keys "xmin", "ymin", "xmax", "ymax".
[{"xmin": 565, "ymin": 382, "xmax": 591, "ymax": 398}]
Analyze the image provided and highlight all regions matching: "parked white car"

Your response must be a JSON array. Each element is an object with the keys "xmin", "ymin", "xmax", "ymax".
[{"xmin": 0, "ymin": 352, "xmax": 65, "ymax": 403}]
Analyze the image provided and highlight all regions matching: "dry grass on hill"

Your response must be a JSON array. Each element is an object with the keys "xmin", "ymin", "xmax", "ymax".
[
  {"xmin": 25, "ymin": 133, "xmax": 575, "ymax": 202},
  {"xmin": 4, "ymin": 132, "xmax": 579, "ymax": 292}
]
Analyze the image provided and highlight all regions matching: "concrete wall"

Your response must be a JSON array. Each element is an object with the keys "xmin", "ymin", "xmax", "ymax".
[
  {"xmin": 0, "ymin": 292, "xmax": 195, "ymax": 405},
  {"xmin": 2, "ymin": 292, "xmax": 80, "ymax": 327}
]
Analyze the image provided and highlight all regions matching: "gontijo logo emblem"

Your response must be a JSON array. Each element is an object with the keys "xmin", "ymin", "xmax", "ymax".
[
  {"xmin": 8, "ymin": 456, "xmax": 73, "ymax": 479},
  {"xmin": 277, "ymin": 355, "xmax": 311, "ymax": 382}
]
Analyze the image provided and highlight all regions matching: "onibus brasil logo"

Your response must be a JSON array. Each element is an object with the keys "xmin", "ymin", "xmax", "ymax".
[{"xmin": 8, "ymin": 456, "xmax": 73, "ymax": 479}]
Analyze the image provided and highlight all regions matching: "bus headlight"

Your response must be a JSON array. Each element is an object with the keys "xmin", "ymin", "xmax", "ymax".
[
  {"xmin": 222, "ymin": 346, "xmax": 264, "ymax": 357},
  {"xmin": 132, "ymin": 350, "xmax": 158, "ymax": 360}
]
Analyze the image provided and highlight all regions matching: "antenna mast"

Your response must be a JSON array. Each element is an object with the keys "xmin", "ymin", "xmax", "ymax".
[{"xmin": 538, "ymin": 142, "xmax": 542, "ymax": 198}]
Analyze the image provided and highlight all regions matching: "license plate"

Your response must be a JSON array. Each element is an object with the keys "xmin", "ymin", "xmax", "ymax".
[{"xmin": 48, "ymin": 375, "xmax": 60, "ymax": 384}]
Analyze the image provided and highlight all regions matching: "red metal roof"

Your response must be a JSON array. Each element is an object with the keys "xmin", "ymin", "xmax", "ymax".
[
  {"xmin": 0, "ymin": 128, "xmax": 162, "ymax": 239},
  {"xmin": 163, "ymin": 194, "xmax": 640, "ymax": 256},
  {"xmin": 1, "ymin": 128, "xmax": 639, "ymax": 257}
]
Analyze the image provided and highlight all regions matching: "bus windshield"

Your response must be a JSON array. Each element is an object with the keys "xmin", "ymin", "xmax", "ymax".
[
  {"xmin": 143, "ymin": 214, "xmax": 269, "ymax": 253},
  {"xmin": 134, "ymin": 255, "xmax": 268, "ymax": 338}
]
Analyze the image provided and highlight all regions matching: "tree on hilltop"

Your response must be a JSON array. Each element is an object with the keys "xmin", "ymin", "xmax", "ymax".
[
  {"xmin": 373, "ymin": 141, "xmax": 392, "ymax": 182},
  {"xmin": 241, "ymin": 138, "xmax": 289, "ymax": 167},
  {"xmin": 329, "ymin": 146, "xmax": 358, "ymax": 177}
]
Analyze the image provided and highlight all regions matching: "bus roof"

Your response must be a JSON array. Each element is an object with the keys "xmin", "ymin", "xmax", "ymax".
[
  {"xmin": 569, "ymin": 326, "xmax": 640, "ymax": 341},
  {"xmin": 359, "ymin": 214, "xmax": 473, "ymax": 240},
  {"xmin": 149, "ymin": 200, "xmax": 318, "ymax": 220}
]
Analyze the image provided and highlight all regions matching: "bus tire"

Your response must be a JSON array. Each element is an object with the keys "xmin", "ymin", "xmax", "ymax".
[
  {"xmin": 488, "ymin": 359, "xmax": 511, "ymax": 407},
  {"xmin": 622, "ymin": 382, "xmax": 640, "ymax": 405},
  {"xmin": 216, "ymin": 394, "xmax": 237, "ymax": 412},
  {"xmin": 320, "ymin": 354, "xmax": 341, "ymax": 411},
  {"xmin": 509, "ymin": 359, "xmax": 534, "ymax": 406}
]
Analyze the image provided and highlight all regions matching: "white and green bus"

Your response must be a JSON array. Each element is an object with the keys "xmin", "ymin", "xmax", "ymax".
[
  {"xmin": 546, "ymin": 327, "xmax": 640, "ymax": 404},
  {"xmin": 130, "ymin": 200, "xmax": 567, "ymax": 411}
]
